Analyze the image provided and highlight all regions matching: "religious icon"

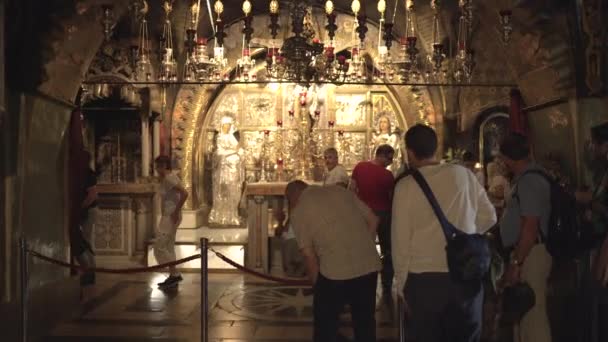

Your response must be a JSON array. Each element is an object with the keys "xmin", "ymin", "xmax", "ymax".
[
  {"xmin": 370, "ymin": 114, "xmax": 403, "ymax": 175},
  {"xmin": 208, "ymin": 115, "xmax": 244, "ymax": 226}
]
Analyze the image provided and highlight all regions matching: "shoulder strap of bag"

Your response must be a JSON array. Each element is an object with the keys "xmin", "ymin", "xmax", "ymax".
[
  {"xmin": 411, "ymin": 169, "xmax": 458, "ymax": 240},
  {"xmin": 512, "ymin": 169, "xmax": 552, "ymax": 203}
]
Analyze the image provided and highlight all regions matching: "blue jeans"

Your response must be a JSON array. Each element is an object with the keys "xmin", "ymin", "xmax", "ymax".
[
  {"xmin": 374, "ymin": 210, "xmax": 393, "ymax": 291},
  {"xmin": 404, "ymin": 272, "xmax": 484, "ymax": 342}
]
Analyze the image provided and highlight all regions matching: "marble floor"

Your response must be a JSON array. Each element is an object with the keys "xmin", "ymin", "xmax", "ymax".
[{"xmin": 43, "ymin": 272, "xmax": 399, "ymax": 341}]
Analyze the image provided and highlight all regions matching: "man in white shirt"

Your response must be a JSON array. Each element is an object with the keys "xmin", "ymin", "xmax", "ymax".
[
  {"xmin": 392, "ymin": 125, "xmax": 496, "ymax": 342},
  {"xmin": 322, "ymin": 147, "xmax": 349, "ymax": 187},
  {"xmin": 154, "ymin": 156, "xmax": 189, "ymax": 288}
]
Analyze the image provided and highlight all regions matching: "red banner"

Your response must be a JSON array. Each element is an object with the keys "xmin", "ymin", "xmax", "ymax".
[{"xmin": 509, "ymin": 88, "xmax": 527, "ymax": 135}]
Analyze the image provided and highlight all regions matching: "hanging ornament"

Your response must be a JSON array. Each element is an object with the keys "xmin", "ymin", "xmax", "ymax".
[
  {"xmin": 351, "ymin": 0, "xmax": 361, "ymax": 15},
  {"xmin": 325, "ymin": 0, "xmax": 334, "ymax": 15},
  {"xmin": 159, "ymin": 1, "xmax": 177, "ymax": 82}
]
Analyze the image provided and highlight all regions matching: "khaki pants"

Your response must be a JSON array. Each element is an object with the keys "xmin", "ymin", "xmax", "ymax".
[
  {"xmin": 515, "ymin": 244, "xmax": 552, "ymax": 342},
  {"xmin": 154, "ymin": 216, "xmax": 177, "ymax": 266}
]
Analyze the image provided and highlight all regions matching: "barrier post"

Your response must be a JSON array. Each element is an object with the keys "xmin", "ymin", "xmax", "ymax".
[
  {"xmin": 19, "ymin": 236, "xmax": 28, "ymax": 342},
  {"xmin": 200, "ymin": 238, "xmax": 209, "ymax": 342},
  {"xmin": 398, "ymin": 296, "xmax": 406, "ymax": 342}
]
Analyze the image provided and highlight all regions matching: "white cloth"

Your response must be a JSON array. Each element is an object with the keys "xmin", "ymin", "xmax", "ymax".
[
  {"xmin": 323, "ymin": 165, "xmax": 349, "ymax": 186},
  {"xmin": 160, "ymin": 173, "xmax": 182, "ymax": 216},
  {"xmin": 154, "ymin": 216, "xmax": 177, "ymax": 265},
  {"xmin": 391, "ymin": 163, "xmax": 497, "ymax": 292},
  {"xmin": 282, "ymin": 222, "xmax": 296, "ymax": 240}
]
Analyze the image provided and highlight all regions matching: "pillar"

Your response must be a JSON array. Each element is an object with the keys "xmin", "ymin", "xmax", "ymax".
[{"xmin": 140, "ymin": 112, "xmax": 150, "ymax": 178}]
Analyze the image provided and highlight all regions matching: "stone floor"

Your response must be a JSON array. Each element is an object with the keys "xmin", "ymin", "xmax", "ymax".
[{"xmin": 43, "ymin": 272, "xmax": 399, "ymax": 341}]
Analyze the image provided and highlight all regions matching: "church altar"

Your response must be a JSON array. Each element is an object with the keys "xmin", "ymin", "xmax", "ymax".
[{"xmin": 244, "ymin": 182, "xmax": 289, "ymax": 273}]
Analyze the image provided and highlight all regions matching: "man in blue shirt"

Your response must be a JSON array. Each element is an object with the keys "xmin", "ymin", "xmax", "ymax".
[{"xmin": 498, "ymin": 133, "xmax": 552, "ymax": 342}]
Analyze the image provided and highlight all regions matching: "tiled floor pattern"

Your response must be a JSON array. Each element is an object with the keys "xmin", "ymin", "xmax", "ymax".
[{"xmin": 44, "ymin": 273, "xmax": 398, "ymax": 341}]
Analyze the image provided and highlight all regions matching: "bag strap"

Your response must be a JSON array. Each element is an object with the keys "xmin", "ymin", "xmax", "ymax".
[
  {"xmin": 512, "ymin": 169, "xmax": 553, "ymax": 202},
  {"xmin": 411, "ymin": 169, "xmax": 458, "ymax": 240},
  {"xmin": 512, "ymin": 169, "xmax": 552, "ymax": 243}
]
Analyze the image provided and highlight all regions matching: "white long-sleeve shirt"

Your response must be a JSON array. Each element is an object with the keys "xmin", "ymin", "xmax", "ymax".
[{"xmin": 391, "ymin": 163, "xmax": 497, "ymax": 292}]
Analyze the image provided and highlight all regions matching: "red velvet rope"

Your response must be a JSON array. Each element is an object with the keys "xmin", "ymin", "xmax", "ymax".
[
  {"xmin": 210, "ymin": 248, "xmax": 311, "ymax": 286},
  {"xmin": 28, "ymin": 250, "xmax": 201, "ymax": 274},
  {"xmin": 27, "ymin": 249, "xmax": 311, "ymax": 286}
]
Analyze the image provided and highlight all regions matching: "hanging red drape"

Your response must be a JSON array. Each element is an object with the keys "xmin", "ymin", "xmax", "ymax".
[{"xmin": 509, "ymin": 88, "xmax": 528, "ymax": 135}]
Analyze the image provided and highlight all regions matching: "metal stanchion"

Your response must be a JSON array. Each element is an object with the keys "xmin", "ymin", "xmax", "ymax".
[
  {"xmin": 398, "ymin": 296, "xmax": 406, "ymax": 342},
  {"xmin": 19, "ymin": 236, "xmax": 28, "ymax": 342},
  {"xmin": 200, "ymin": 238, "xmax": 209, "ymax": 342}
]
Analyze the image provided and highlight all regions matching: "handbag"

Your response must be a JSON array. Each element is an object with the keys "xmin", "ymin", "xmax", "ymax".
[{"xmin": 412, "ymin": 169, "xmax": 491, "ymax": 282}]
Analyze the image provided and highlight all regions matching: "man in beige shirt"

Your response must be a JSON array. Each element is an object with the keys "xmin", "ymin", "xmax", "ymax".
[{"xmin": 286, "ymin": 181, "xmax": 381, "ymax": 342}]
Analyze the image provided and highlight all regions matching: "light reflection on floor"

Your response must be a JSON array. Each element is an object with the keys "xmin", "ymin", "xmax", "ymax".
[{"xmin": 45, "ymin": 272, "xmax": 398, "ymax": 341}]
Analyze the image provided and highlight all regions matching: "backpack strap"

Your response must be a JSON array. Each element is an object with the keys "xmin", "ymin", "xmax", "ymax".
[
  {"xmin": 411, "ymin": 169, "xmax": 459, "ymax": 240},
  {"xmin": 512, "ymin": 169, "xmax": 552, "ymax": 203}
]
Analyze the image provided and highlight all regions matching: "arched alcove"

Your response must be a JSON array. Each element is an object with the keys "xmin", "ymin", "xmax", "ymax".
[{"xmin": 192, "ymin": 83, "xmax": 408, "ymax": 210}]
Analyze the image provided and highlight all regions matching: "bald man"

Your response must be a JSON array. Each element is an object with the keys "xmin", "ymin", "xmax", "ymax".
[{"xmin": 286, "ymin": 180, "xmax": 380, "ymax": 342}]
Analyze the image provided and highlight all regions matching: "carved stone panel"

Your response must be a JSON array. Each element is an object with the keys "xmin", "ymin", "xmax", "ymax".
[{"xmin": 93, "ymin": 196, "xmax": 132, "ymax": 254}]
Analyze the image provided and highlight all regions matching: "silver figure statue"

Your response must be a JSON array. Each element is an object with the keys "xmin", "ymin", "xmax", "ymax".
[{"xmin": 209, "ymin": 115, "xmax": 244, "ymax": 226}]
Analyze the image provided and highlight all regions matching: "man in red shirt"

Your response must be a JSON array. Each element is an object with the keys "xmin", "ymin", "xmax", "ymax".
[{"xmin": 350, "ymin": 144, "xmax": 395, "ymax": 297}]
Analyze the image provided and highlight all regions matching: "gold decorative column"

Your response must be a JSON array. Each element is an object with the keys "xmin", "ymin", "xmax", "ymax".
[{"xmin": 298, "ymin": 90, "xmax": 310, "ymax": 180}]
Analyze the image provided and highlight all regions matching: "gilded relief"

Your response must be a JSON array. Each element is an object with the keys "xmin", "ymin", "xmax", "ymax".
[
  {"xmin": 210, "ymin": 92, "xmax": 240, "ymax": 128},
  {"xmin": 200, "ymin": 87, "xmax": 404, "ymax": 224},
  {"xmin": 244, "ymin": 92, "xmax": 277, "ymax": 127},
  {"xmin": 335, "ymin": 94, "xmax": 367, "ymax": 127},
  {"xmin": 336, "ymin": 132, "xmax": 367, "ymax": 168},
  {"xmin": 372, "ymin": 94, "xmax": 399, "ymax": 127}
]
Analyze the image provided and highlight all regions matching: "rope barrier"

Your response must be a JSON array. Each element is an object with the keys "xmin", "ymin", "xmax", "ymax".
[
  {"xmin": 27, "ymin": 248, "xmax": 311, "ymax": 286},
  {"xmin": 28, "ymin": 250, "xmax": 201, "ymax": 274},
  {"xmin": 209, "ymin": 248, "xmax": 311, "ymax": 286}
]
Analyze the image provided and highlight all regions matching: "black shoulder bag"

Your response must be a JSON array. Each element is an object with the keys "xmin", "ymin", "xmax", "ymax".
[{"xmin": 412, "ymin": 170, "xmax": 491, "ymax": 282}]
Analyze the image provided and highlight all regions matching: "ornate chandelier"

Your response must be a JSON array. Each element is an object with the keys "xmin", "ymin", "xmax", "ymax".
[{"xmin": 102, "ymin": 0, "xmax": 517, "ymax": 86}]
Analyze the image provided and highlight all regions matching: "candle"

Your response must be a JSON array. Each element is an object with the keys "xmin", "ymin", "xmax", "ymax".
[
  {"xmin": 328, "ymin": 120, "xmax": 335, "ymax": 127},
  {"xmin": 277, "ymin": 120, "xmax": 283, "ymax": 127},
  {"xmin": 338, "ymin": 130, "xmax": 344, "ymax": 136},
  {"xmin": 314, "ymin": 110, "xmax": 321, "ymax": 117},
  {"xmin": 264, "ymin": 129, "xmax": 270, "ymax": 136},
  {"xmin": 277, "ymin": 158, "xmax": 284, "ymax": 166}
]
